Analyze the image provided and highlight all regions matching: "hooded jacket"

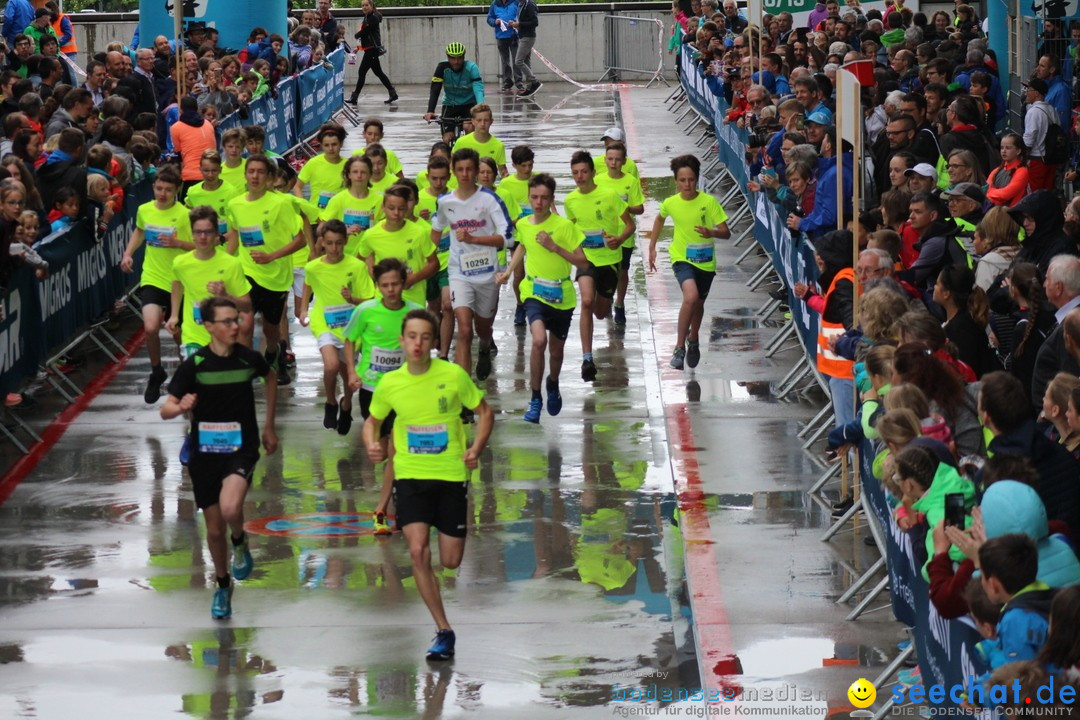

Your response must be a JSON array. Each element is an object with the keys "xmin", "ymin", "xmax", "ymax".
[
  {"xmin": 807, "ymin": 3, "xmax": 829, "ymax": 31},
  {"xmin": 37, "ymin": 154, "xmax": 87, "ymax": 221},
  {"xmin": 939, "ymin": 126, "xmax": 994, "ymax": 177},
  {"xmin": 989, "ymin": 419, "xmax": 1080, "ymax": 536},
  {"xmin": 1008, "ymin": 190, "xmax": 1079, "ymax": 274},
  {"xmin": 912, "ymin": 461, "xmax": 976, "ymax": 580},
  {"xmin": 904, "ymin": 217, "xmax": 966, "ymax": 295},
  {"xmin": 488, "ymin": 0, "xmax": 520, "ymax": 40},
  {"xmin": 982, "ymin": 480, "xmax": 1080, "ymax": 588},
  {"xmin": 991, "ymin": 582, "xmax": 1056, "ymax": 668}
]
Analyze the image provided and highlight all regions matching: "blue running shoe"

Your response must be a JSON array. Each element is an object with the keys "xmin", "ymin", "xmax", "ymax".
[
  {"xmin": 179, "ymin": 434, "xmax": 191, "ymax": 466},
  {"xmin": 232, "ymin": 541, "xmax": 254, "ymax": 581},
  {"xmin": 211, "ymin": 585, "xmax": 233, "ymax": 619},
  {"xmin": 547, "ymin": 386, "xmax": 562, "ymax": 416},
  {"xmin": 524, "ymin": 398, "xmax": 542, "ymax": 423},
  {"xmin": 426, "ymin": 629, "xmax": 456, "ymax": 661}
]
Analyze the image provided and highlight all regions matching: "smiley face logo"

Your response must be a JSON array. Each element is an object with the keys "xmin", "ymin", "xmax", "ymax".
[{"xmin": 848, "ymin": 678, "xmax": 876, "ymax": 708}]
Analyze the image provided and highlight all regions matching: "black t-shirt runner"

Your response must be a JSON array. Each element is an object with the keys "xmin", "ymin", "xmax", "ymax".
[{"xmin": 167, "ymin": 345, "xmax": 271, "ymax": 458}]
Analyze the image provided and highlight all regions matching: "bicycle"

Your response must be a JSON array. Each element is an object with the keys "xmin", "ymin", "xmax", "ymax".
[{"xmin": 426, "ymin": 114, "xmax": 469, "ymax": 146}]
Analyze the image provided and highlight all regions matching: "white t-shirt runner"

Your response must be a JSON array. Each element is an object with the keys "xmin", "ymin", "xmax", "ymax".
[{"xmin": 431, "ymin": 187, "xmax": 513, "ymax": 284}]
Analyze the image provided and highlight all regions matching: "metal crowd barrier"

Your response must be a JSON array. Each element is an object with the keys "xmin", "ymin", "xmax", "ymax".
[{"xmin": 599, "ymin": 14, "xmax": 670, "ymax": 88}]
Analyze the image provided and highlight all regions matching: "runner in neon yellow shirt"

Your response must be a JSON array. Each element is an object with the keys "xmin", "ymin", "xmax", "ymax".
[
  {"xmin": 344, "ymin": 257, "xmax": 423, "ymax": 533},
  {"xmin": 416, "ymin": 155, "xmax": 455, "ymax": 359},
  {"xmin": 319, "ymin": 155, "xmax": 384, "ymax": 257},
  {"xmin": 184, "ymin": 150, "xmax": 241, "ymax": 245},
  {"xmin": 295, "ymin": 123, "xmax": 347, "ymax": 212},
  {"xmin": 224, "ymin": 155, "xmax": 306, "ymax": 383},
  {"xmin": 298, "ymin": 220, "xmax": 376, "ymax": 436},
  {"xmin": 362, "ymin": 309, "xmax": 493, "ymax": 662},
  {"xmin": 352, "ymin": 118, "xmax": 404, "ymax": 178},
  {"xmin": 416, "ymin": 142, "xmax": 458, "ymax": 192},
  {"xmin": 564, "ymin": 150, "xmax": 634, "ymax": 383},
  {"xmin": 219, "ymin": 127, "xmax": 248, "ymax": 191},
  {"xmin": 274, "ymin": 162, "xmax": 320, "ymax": 372},
  {"xmin": 452, "ymin": 103, "xmax": 507, "ymax": 177},
  {"xmin": 594, "ymin": 127, "xmax": 639, "ymax": 178},
  {"xmin": 648, "ymin": 154, "xmax": 730, "ymax": 371},
  {"xmin": 120, "ymin": 165, "xmax": 196, "ymax": 404},
  {"xmin": 497, "ymin": 173, "xmax": 587, "ymax": 424},
  {"xmin": 167, "ymin": 206, "xmax": 252, "ymax": 357},
  {"xmin": 366, "ymin": 143, "xmax": 398, "ymax": 196},
  {"xmin": 595, "ymin": 140, "xmax": 646, "ymax": 327},
  {"xmin": 499, "ymin": 145, "xmax": 536, "ymax": 328},
  {"xmin": 477, "ymin": 156, "xmax": 520, "ymax": 283},
  {"xmin": 358, "ymin": 185, "xmax": 439, "ymax": 308}
]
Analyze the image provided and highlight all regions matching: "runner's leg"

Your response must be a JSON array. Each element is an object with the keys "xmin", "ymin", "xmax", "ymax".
[
  {"xmin": 676, "ymin": 277, "xmax": 700, "ymax": 348},
  {"xmin": 529, "ymin": 318, "xmax": 547, "ymax": 391},
  {"xmin": 454, "ymin": 305, "xmax": 475, "ymax": 374},
  {"xmin": 403, "ymin": 522, "xmax": 452, "ymax": 630},
  {"xmin": 578, "ymin": 275, "xmax": 596, "ymax": 356}
]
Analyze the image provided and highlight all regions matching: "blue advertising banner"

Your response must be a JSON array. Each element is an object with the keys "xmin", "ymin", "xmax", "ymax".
[
  {"xmin": 297, "ymin": 50, "xmax": 345, "ymax": 140},
  {"xmin": 248, "ymin": 76, "xmax": 297, "ymax": 154},
  {"xmin": 679, "ymin": 51, "xmax": 990, "ymax": 711}
]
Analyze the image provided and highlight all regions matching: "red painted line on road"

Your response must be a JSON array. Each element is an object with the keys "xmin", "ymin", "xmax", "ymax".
[
  {"xmin": 0, "ymin": 328, "xmax": 146, "ymax": 506},
  {"xmin": 620, "ymin": 86, "xmax": 740, "ymax": 702}
]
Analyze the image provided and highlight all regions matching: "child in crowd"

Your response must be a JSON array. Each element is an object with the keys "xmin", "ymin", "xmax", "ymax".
[
  {"xmin": 87, "ymin": 174, "xmax": 116, "ymax": 242},
  {"xmin": 1038, "ymin": 586, "xmax": 1080, "ymax": 682},
  {"xmin": 48, "ymin": 187, "xmax": 79, "ymax": 234},
  {"xmin": 12, "ymin": 210, "xmax": 48, "ymax": 278},
  {"xmin": 978, "ymin": 533, "xmax": 1055, "ymax": 668},
  {"xmin": 1041, "ymin": 373, "xmax": 1080, "ymax": 460}
]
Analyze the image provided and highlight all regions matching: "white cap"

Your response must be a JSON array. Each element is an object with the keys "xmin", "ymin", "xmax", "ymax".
[
  {"xmin": 602, "ymin": 127, "xmax": 625, "ymax": 141},
  {"xmin": 905, "ymin": 163, "xmax": 937, "ymax": 180}
]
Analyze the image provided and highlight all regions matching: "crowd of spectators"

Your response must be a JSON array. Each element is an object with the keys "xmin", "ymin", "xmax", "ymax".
[{"xmin": 677, "ymin": 0, "xmax": 1080, "ymax": 709}]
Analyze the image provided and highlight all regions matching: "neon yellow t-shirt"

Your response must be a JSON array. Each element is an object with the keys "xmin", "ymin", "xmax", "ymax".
[
  {"xmin": 303, "ymin": 255, "xmax": 374, "ymax": 339},
  {"xmin": 417, "ymin": 169, "xmax": 458, "ymax": 192},
  {"xmin": 498, "ymin": 174, "xmax": 532, "ymax": 218},
  {"xmin": 369, "ymin": 358, "xmax": 485, "ymax": 482},
  {"xmin": 220, "ymin": 158, "xmax": 247, "ymax": 190},
  {"xmin": 593, "ymin": 154, "xmax": 639, "ymax": 179},
  {"xmin": 369, "ymin": 173, "xmax": 397, "ymax": 196},
  {"xmin": 298, "ymin": 154, "xmax": 347, "ymax": 210},
  {"xmin": 595, "ymin": 172, "xmax": 645, "ymax": 249},
  {"xmin": 279, "ymin": 192, "xmax": 320, "ymax": 267},
  {"xmin": 454, "ymin": 132, "xmax": 506, "ymax": 167},
  {"xmin": 517, "ymin": 213, "xmax": 584, "ymax": 311},
  {"xmin": 658, "ymin": 191, "xmax": 728, "ymax": 272},
  {"xmin": 172, "ymin": 249, "xmax": 251, "ymax": 347},
  {"xmin": 563, "ymin": 186, "xmax": 627, "ymax": 268},
  {"xmin": 417, "ymin": 189, "xmax": 450, "ymax": 271},
  {"xmin": 184, "ymin": 181, "xmax": 241, "ymax": 238},
  {"xmin": 358, "ymin": 220, "xmax": 436, "ymax": 307},
  {"xmin": 136, "ymin": 200, "xmax": 192, "ymax": 292},
  {"xmin": 353, "ymin": 145, "xmax": 403, "ymax": 177},
  {"xmin": 226, "ymin": 191, "xmax": 303, "ymax": 291},
  {"xmin": 320, "ymin": 189, "xmax": 384, "ymax": 257}
]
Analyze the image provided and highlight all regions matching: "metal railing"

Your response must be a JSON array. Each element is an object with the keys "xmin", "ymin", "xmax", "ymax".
[{"xmin": 599, "ymin": 14, "xmax": 669, "ymax": 87}]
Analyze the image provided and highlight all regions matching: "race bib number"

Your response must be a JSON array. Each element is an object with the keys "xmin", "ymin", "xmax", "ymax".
[
  {"xmin": 583, "ymin": 230, "xmax": 605, "ymax": 249},
  {"xmin": 239, "ymin": 225, "xmax": 265, "ymax": 248},
  {"xmin": 369, "ymin": 345, "xmax": 403, "ymax": 373},
  {"xmin": 407, "ymin": 424, "xmax": 449, "ymax": 454},
  {"xmin": 198, "ymin": 421, "xmax": 242, "ymax": 454},
  {"xmin": 344, "ymin": 209, "xmax": 372, "ymax": 230},
  {"xmin": 318, "ymin": 191, "xmax": 335, "ymax": 209},
  {"xmin": 323, "ymin": 303, "xmax": 352, "ymax": 329},
  {"xmin": 686, "ymin": 242, "xmax": 714, "ymax": 264},
  {"xmin": 533, "ymin": 277, "xmax": 563, "ymax": 304},
  {"xmin": 461, "ymin": 249, "xmax": 495, "ymax": 277},
  {"xmin": 145, "ymin": 224, "xmax": 175, "ymax": 248},
  {"xmin": 217, "ymin": 219, "xmax": 228, "ymax": 236}
]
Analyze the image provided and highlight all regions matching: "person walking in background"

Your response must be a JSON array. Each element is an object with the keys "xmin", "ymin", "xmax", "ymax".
[
  {"xmin": 488, "ymin": 0, "xmax": 521, "ymax": 93},
  {"xmin": 511, "ymin": 0, "xmax": 541, "ymax": 97},
  {"xmin": 348, "ymin": 0, "xmax": 398, "ymax": 106}
]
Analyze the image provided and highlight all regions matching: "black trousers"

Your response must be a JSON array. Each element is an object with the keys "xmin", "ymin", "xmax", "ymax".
[{"xmin": 352, "ymin": 49, "xmax": 395, "ymax": 98}]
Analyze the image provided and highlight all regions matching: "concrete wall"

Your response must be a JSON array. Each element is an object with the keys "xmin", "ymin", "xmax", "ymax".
[{"xmin": 69, "ymin": 10, "xmax": 676, "ymax": 87}]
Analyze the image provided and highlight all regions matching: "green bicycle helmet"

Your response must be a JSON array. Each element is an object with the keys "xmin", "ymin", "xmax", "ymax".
[{"xmin": 446, "ymin": 42, "xmax": 466, "ymax": 57}]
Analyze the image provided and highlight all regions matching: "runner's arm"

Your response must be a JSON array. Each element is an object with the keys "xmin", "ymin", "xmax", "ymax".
[
  {"xmin": 496, "ymin": 244, "xmax": 525, "ymax": 284},
  {"xmin": 167, "ymin": 280, "xmax": 183, "ymax": 331},
  {"xmin": 224, "ymin": 228, "xmax": 238, "ymax": 255},
  {"xmin": 120, "ymin": 227, "xmax": 144, "ymax": 271},
  {"xmin": 613, "ymin": 208, "xmax": 636, "ymax": 245},
  {"xmin": 297, "ymin": 283, "xmax": 312, "ymax": 324},
  {"xmin": 469, "ymin": 398, "xmax": 494, "ymax": 457},
  {"xmin": 405, "ymin": 251, "xmax": 438, "ymax": 289}
]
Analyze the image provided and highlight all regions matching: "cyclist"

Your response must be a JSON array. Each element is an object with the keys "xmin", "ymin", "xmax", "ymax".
[{"xmin": 424, "ymin": 42, "xmax": 485, "ymax": 145}]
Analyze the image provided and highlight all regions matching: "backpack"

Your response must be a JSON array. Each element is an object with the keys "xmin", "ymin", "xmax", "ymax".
[{"xmin": 1037, "ymin": 104, "xmax": 1068, "ymax": 160}]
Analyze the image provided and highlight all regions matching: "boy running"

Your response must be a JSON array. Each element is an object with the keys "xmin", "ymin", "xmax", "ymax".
[
  {"xmin": 648, "ymin": 154, "xmax": 730, "ymax": 370},
  {"xmin": 362, "ymin": 308, "xmax": 493, "ymax": 661},
  {"xmin": 452, "ymin": 103, "xmax": 508, "ymax": 177},
  {"xmin": 184, "ymin": 150, "xmax": 241, "ymax": 245},
  {"xmin": 359, "ymin": 185, "xmax": 438, "ymax": 308},
  {"xmin": 430, "ymin": 147, "xmax": 510, "ymax": 385},
  {"xmin": 296, "ymin": 123, "xmax": 347, "ymax": 212},
  {"xmin": 564, "ymin": 150, "xmax": 635, "ymax": 382},
  {"xmin": 496, "ymin": 174, "xmax": 587, "ymax": 423},
  {"xmin": 121, "ymin": 165, "xmax": 195, "ymax": 403},
  {"xmin": 161, "ymin": 296, "xmax": 279, "ymax": 620},
  {"xmin": 594, "ymin": 141, "xmax": 645, "ymax": 326},
  {"xmin": 345, "ymin": 258, "xmax": 423, "ymax": 533},
  {"xmin": 497, "ymin": 145, "xmax": 535, "ymax": 327},
  {"xmin": 299, "ymin": 220, "xmax": 375, "ymax": 435},
  {"xmin": 417, "ymin": 155, "xmax": 455, "ymax": 359},
  {"xmin": 219, "ymin": 128, "xmax": 248, "ymax": 191}
]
